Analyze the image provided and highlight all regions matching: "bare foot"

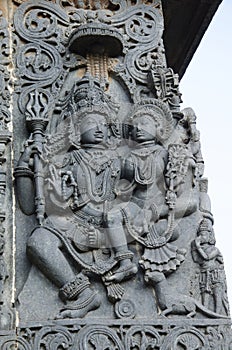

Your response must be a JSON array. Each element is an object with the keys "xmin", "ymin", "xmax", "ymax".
[{"xmin": 57, "ymin": 291, "xmax": 101, "ymax": 319}]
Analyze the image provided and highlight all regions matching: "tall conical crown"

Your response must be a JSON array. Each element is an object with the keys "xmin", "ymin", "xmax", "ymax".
[{"xmin": 57, "ymin": 74, "xmax": 119, "ymax": 124}]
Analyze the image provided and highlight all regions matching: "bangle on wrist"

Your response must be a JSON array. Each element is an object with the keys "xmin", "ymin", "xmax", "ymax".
[{"xmin": 14, "ymin": 166, "xmax": 34, "ymax": 178}]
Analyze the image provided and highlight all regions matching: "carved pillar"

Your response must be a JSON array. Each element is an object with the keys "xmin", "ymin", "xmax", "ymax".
[{"xmin": 0, "ymin": 0, "xmax": 231, "ymax": 348}]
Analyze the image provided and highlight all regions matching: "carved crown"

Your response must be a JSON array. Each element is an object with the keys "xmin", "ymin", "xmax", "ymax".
[
  {"xmin": 57, "ymin": 74, "xmax": 119, "ymax": 126},
  {"xmin": 128, "ymin": 99, "xmax": 174, "ymax": 142},
  {"xmin": 198, "ymin": 219, "xmax": 212, "ymax": 233}
]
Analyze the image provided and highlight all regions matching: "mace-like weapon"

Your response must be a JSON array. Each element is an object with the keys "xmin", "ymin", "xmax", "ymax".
[{"xmin": 25, "ymin": 90, "xmax": 50, "ymax": 225}]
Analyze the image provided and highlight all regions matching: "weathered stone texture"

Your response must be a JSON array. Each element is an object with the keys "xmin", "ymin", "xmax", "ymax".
[{"xmin": 0, "ymin": 0, "xmax": 231, "ymax": 348}]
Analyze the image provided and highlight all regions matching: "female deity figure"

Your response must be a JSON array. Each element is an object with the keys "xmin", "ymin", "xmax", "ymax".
[
  {"xmin": 122, "ymin": 101, "xmax": 187, "ymax": 282},
  {"xmin": 106, "ymin": 99, "xmax": 200, "ymax": 313},
  {"xmin": 95, "ymin": 100, "xmax": 187, "ymax": 312},
  {"xmin": 14, "ymin": 77, "xmax": 137, "ymax": 319}
]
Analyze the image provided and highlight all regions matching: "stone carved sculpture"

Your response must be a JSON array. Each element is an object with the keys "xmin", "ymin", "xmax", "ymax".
[
  {"xmin": 191, "ymin": 219, "xmax": 229, "ymax": 316},
  {"xmin": 15, "ymin": 75, "xmax": 139, "ymax": 318},
  {"xmin": 119, "ymin": 101, "xmax": 189, "ymax": 312},
  {"xmin": 0, "ymin": 0, "xmax": 230, "ymax": 348},
  {"xmin": 0, "ymin": 10, "xmax": 14, "ymax": 331}
]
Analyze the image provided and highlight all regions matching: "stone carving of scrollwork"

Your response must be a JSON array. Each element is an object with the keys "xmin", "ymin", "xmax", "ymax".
[
  {"xmin": 33, "ymin": 326, "xmax": 73, "ymax": 349},
  {"xmin": 0, "ymin": 10, "xmax": 14, "ymax": 331},
  {"xmin": 14, "ymin": 0, "xmax": 72, "ymax": 114},
  {"xmin": 207, "ymin": 326, "xmax": 225, "ymax": 350},
  {"xmin": 206, "ymin": 325, "xmax": 232, "ymax": 350},
  {"xmin": 13, "ymin": 0, "xmax": 126, "ymax": 12},
  {"xmin": 0, "ymin": 11, "xmax": 11, "ymax": 131},
  {"xmin": 160, "ymin": 327, "xmax": 208, "ymax": 350},
  {"xmin": 125, "ymin": 326, "xmax": 161, "ymax": 349},
  {"xmin": 12, "ymin": 1, "xmax": 159, "ymax": 12},
  {"xmin": 0, "ymin": 336, "xmax": 31, "ymax": 350},
  {"xmin": 112, "ymin": 4, "xmax": 165, "ymax": 86},
  {"xmin": 4, "ymin": 323, "xmax": 232, "ymax": 350},
  {"xmin": 14, "ymin": 0, "xmax": 166, "ymax": 106},
  {"xmin": 78, "ymin": 325, "xmax": 124, "ymax": 350}
]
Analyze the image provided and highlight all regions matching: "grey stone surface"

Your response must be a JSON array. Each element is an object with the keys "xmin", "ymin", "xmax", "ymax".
[{"xmin": 0, "ymin": 0, "xmax": 231, "ymax": 348}]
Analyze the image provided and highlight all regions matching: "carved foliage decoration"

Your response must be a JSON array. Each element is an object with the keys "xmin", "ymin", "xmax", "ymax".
[
  {"xmin": 0, "ymin": 9, "xmax": 13, "ymax": 329},
  {"xmin": 77, "ymin": 325, "xmax": 124, "ymax": 350},
  {"xmin": 34, "ymin": 326, "xmax": 73, "ymax": 349},
  {"xmin": 111, "ymin": 1, "xmax": 166, "ymax": 95},
  {"xmin": 0, "ymin": 336, "xmax": 31, "ymax": 350},
  {"xmin": 116, "ymin": 7, "xmax": 164, "ymax": 82},
  {"xmin": 1, "ymin": 323, "xmax": 232, "ymax": 349},
  {"xmin": 125, "ymin": 326, "xmax": 161, "ymax": 349},
  {"xmin": 160, "ymin": 327, "xmax": 208, "ymax": 350},
  {"xmin": 14, "ymin": 0, "xmax": 72, "ymax": 113},
  {"xmin": 13, "ymin": 0, "xmax": 160, "ymax": 12},
  {"xmin": 206, "ymin": 325, "xmax": 232, "ymax": 350},
  {"xmin": 13, "ymin": 0, "xmax": 166, "ymax": 109},
  {"xmin": 0, "ymin": 11, "xmax": 11, "ymax": 131}
]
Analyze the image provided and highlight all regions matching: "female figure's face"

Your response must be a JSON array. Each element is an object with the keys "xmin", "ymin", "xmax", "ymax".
[
  {"xmin": 80, "ymin": 114, "xmax": 108, "ymax": 145},
  {"xmin": 130, "ymin": 114, "xmax": 157, "ymax": 143}
]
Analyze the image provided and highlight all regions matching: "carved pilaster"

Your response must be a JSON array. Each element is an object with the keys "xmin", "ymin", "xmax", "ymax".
[{"xmin": 0, "ymin": 7, "xmax": 14, "ymax": 330}]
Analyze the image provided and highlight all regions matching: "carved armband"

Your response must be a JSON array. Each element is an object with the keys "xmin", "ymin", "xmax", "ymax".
[{"xmin": 14, "ymin": 166, "xmax": 34, "ymax": 179}]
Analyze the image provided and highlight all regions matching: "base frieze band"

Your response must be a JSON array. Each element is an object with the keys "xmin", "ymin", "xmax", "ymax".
[{"xmin": 0, "ymin": 318, "xmax": 231, "ymax": 350}]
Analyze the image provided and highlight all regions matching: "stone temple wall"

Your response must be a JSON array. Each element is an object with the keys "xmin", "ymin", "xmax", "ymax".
[{"xmin": 0, "ymin": 0, "xmax": 231, "ymax": 348}]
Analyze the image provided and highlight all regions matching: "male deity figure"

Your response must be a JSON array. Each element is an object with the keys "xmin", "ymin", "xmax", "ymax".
[
  {"xmin": 14, "ymin": 77, "xmax": 137, "ymax": 319},
  {"xmin": 191, "ymin": 219, "xmax": 229, "ymax": 315}
]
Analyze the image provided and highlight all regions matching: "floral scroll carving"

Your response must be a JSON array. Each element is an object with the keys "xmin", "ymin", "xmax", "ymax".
[{"xmin": 78, "ymin": 325, "xmax": 124, "ymax": 350}]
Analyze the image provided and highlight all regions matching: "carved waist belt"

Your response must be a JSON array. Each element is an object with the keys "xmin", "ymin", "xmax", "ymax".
[
  {"xmin": 73, "ymin": 206, "xmax": 106, "ymax": 228},
  {"xmin": 199, "ymin": 269, "xmax": 224, "ymax": 291}
]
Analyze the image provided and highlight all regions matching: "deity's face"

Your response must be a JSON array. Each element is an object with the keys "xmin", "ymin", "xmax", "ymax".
[
  {"xmin": 80, "ymin": 113, "xmax": 108, "ymax": 145},
  {"xmin": 130, "ymin": 114, "xmax": 157, "ymax": 143},
  {"xmin": 199, "ymin": 230, "xmax": 210, "ymax": 243}
]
